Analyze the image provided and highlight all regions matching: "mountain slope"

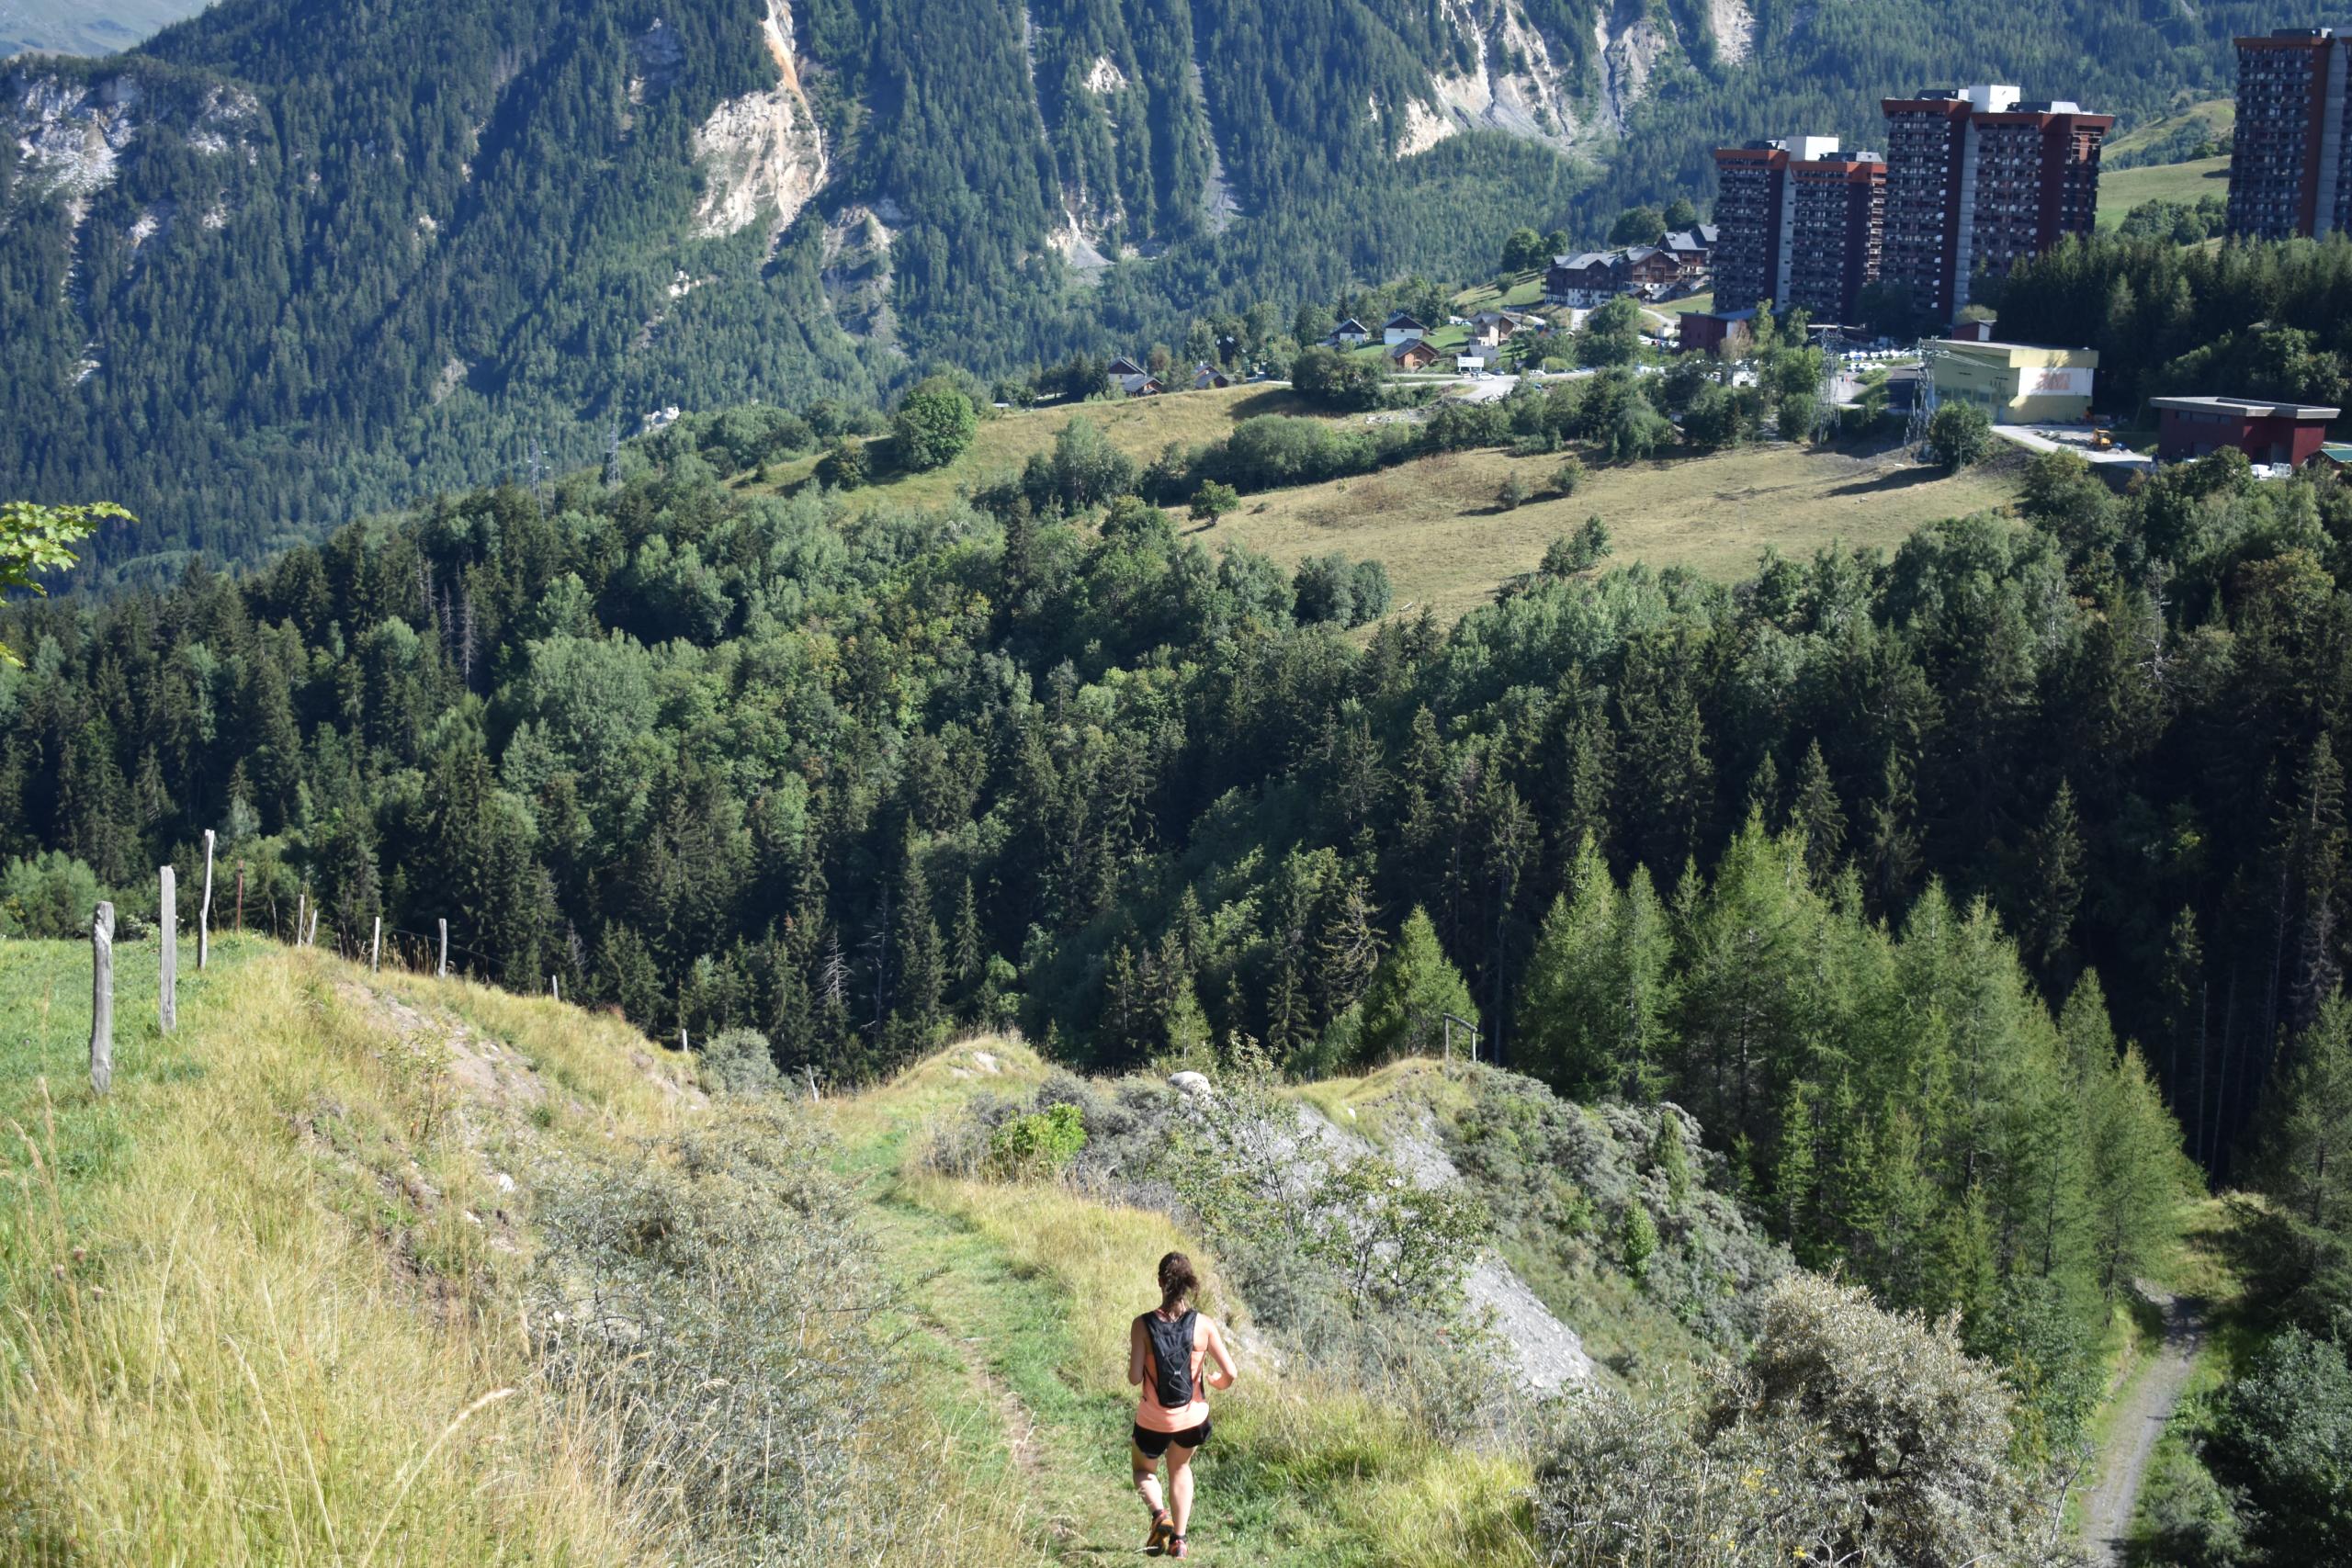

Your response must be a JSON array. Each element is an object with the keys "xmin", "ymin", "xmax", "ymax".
[{"xmin": 3, "ymin": 0, "xmax": 2267, "ymax": 573}]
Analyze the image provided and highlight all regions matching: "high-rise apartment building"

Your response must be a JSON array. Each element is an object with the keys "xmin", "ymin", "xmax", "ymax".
[
  {"xmin": 1710, "ymin": 135, "xmax": 1846, "ymax": 313},
  {"xmin": 1880, "ymin": 86, "xmax": 2110, "ymax": 323},
  {"xmin": 2227, "ymin": 28, "xmax": 2352, "ymax": 240},
  {"xmin": 1786, "ymin": 151, "xmax": 1886, "ymax": 322}
]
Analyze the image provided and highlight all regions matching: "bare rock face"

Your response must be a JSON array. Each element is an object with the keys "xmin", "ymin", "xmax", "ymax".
[
  {"xmin": 9, "ymin": 72, "xmax": 141, "ymax": 198},
  {"xmin": 691, "ymin": 0, "xmax": 829, "ymax": 245}
]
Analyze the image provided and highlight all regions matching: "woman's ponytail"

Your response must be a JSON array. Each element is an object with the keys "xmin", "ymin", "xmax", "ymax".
[{"xmin": 1158, "ymin": 1251, "xmax": 1199, "ymax": 1313}]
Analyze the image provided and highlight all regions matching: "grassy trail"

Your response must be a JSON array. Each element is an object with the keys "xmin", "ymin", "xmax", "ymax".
[{"xmin": 820, "ymin": 1053, "xmax": 1535, "ymax": 1567}]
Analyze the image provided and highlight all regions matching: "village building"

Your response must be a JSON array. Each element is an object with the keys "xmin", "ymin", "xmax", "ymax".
[
  {"xmin": 1388, "ymin": 337, "xmax": 1443, "ymax": 371},
  {"xmin": 1326, "ymin": 317, "xmax": 1372, "ymax": 347},
  {"xmin": 1382, "ymin": 311, "xmax": 1429, "ymax": 345},
  {"xmin": 2151, "ymin": 395, "xmax": 2341, "ymax": 466},
  {"xmin": 1927, "ymin": 338, "xmax": 2098, "ymax": 423}
]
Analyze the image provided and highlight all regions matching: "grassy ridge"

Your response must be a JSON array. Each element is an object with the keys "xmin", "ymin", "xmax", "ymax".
[
  {"xmin": 832, "ymin": 1041, "xmax": 1537, "ymax": 1566},
  {"xmin": 0, "ymin": 942, "xmax": 1027, "ymax": 1565}
]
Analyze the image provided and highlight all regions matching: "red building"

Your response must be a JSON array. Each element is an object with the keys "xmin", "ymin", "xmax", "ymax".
[
  {"xmin": 1786, "ymin": 152, "xmax": 1886, "ymax": 323},
  {"xmin": 2150, "ymin": 395, "xmax": 2341, "ymax": 466}
]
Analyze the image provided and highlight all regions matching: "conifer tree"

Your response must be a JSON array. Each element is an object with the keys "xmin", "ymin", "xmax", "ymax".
[{"xmin": 1359, "ymin": 906, "xmax": 1477, "ymax": 1062}]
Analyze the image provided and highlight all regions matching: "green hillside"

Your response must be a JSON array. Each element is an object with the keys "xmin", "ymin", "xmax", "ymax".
[{"xmin": 2097, "ymin": 155, "xmax": 2233, "ymax": 231}]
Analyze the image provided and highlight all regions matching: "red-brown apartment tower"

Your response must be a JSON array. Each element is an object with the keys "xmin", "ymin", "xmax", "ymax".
[
  {"xmin": 2227, "ymin": 28, "xmax": 2352, "ymax": 240},
  {"xmin": 1786, "ymin": 151, "xmax": 1886, "ymax": 322},
  {"xmin": 1710, "ymin": 135, "xmax": 1848, "ymax": 313},
  {"xmin": 1880, "ymin": 86, "xmax": 2110, "ymax": 324}
]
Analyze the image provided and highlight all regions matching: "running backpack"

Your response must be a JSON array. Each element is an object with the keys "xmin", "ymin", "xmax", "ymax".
[{"xmin": 1142, "ymin": 1310, "xmax": 1197, "ymax": 1408}]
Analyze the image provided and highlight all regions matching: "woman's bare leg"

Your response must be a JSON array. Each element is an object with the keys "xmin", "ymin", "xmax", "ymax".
[
  {"xmin": 1132, "ymin": 1442, "xmax": 1167, "ymax": 1518},
  {"xmin": 1166, "ymin": 1442, "xmax": 1197, "ymax": 1537}
]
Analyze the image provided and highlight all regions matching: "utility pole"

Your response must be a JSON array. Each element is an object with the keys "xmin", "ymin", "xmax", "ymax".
[{"xmin": 198, "ymin": 829, "xmax": 216, "ymax": 969}]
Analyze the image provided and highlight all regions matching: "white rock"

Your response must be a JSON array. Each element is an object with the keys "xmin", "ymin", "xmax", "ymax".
[{"xmin": 1170, "ymin": 1070, "xmax": 1214, "ymax": 1097}]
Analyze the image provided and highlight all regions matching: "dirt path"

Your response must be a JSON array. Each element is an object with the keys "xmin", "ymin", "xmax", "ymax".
[{"xmin": 2082, "ymin": 1290, "xmax": 2205, "ymax": 1563}]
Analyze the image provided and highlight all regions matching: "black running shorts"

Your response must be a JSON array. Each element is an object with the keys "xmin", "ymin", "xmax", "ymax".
[{"xmin": 1131, "ymin": 1418, "xmax": 1211, "ymax": 1459}]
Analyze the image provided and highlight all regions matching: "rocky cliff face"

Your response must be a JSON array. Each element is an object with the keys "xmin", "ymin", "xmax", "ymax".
[{"xmin": 690, "ymin": 0, "xmax": 827, "ymax": 247}]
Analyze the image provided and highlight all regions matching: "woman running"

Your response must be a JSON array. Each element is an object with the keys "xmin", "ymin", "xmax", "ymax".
[{"xmin": 1129, "ymin": 1251, "xmax": 1236, "ymax": 1559}]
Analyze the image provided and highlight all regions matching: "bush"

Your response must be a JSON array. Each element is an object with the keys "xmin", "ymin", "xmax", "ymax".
[
  {"xmin": 0, "ymin": 852, "xmax": 106, "ymax": 938},
  {"xmin": 985, "ymin": 1102, "xmax": 1088, "ymax": 1179},
  {"xmin": 1189, "ymin": 479, "xmax": 1239, "ymax": 524},
  {"xmin": 1552, "ymin": 455, "xmax": 1586, "ymax": 496},
  {"xmin": 890, "ymin": 379, "xmax": 978, "ymax": 472},
  {"xmin": 2205, "ymin": 1325, "xmax": 2352, "ymax": 1564},
  {"xmin": 1535, "ymin": 1274, "xmax": 2068, "ymax": 1568},
  {"xmin": 529, "ymin": 1109, "xmax": 933, "ymax": 1560},
  {"xmin": 1925, "ymin": 400, "xmax": 1993, "ymax": 470},
  {"xmin": 1541, "ymin": 514, "xmax": 1611, "ymax": 577},
  {"xmin": 1293, "ymin": 553, "xmax": 1390, "ymax": 627},
  {"xmin": 698, "ymin": 1027, "xmax": 781, "ymax": 1096},
  {"xmin": 817, "ymin": 437, "xmax": 870, "ymax": 490},
  {"xmin": 1497, "ymin": 473, "xmax": 1528, "ymax": 511},
  {"xmin": 1289, "ymin": 344, "xmax": 1387, "ymax": 412}
]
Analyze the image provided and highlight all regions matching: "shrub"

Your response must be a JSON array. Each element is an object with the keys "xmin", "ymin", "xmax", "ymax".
[
  {"xmin": 0, "ymin": 851, "xmax": 105, "ymax": 939},
  {"xmin": 1551, "ymin": 455, "xmax": 1586, "ymax": 496},
  {"xmin": 699, "ymin": 1027, "xmax": 781, "ymax": 1096},
  {"xmin": 817, "ymin": 437, "xmax": 870, "ymax": 490},
  {"xmin": 1925, "ymin": 400, "xmax": 1993, "ymax": 470},
  {"xmin": 1189, "ymin": 479, "xmax": 1239, "ymax": 524},
  {"xmin": 1497, "ymin": 473, "xmax": 1528, "ymax": 511},
  {"xmin": 1617, "ymin": 1202, "xmax": 1658, "ymax": 1277},
  {"xmin": 986, "ymin": 1102, "xmax": 1088, "ymax": 1179},
  {"xmin": 1536, "ymin": 1274, "xmax": 2068, "ymax": 1568}
]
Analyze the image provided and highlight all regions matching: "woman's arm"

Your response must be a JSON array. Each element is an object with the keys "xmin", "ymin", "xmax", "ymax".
[
  {"xmin": 1128, "ymin": 1315, "xmax": 1148, "ymax": 1389},
  {"xmin": 1203, "ymin": 1317, "xmax": 1238, "ymax": 1391}
]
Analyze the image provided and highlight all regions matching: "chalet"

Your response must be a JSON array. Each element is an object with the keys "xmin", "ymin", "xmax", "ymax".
[
  {"xmin": 1469, "ymin": 309, "xmax": 1542, "ymax": 345},
  {"xmin": 1327, "ymin": 317, "xmax": 1372, "ymax": 347},
  {"xmin": 1663, "ymin": 225, "xmax": 1716, "ymax": 277},
  {"xmin": 1192, "ymin": 363, "xmax": 1233, "ymax": 390},
  {"xmin": 1382, "ymin": 311, "xmax": 1429, "ymax": 345},
  {"xmin": 1105, "ymin": 355, "xmax": 1161, "ymax": 397},
  {"xmin": 1455, "ymin": 343, "xmax": 1503, "ymax": 374},
  {"xmin": 1388, "ymin": 337, "xmax": 1443, "ymax": 371},
  {"xmin": 2151, "ymin": 396, "xmax": 2341, "ymax": 467},
  {"xmin": 1622, "ymin": 245, "xmax": 1681, "ymax": 291},
  {"xmin": 1544, "ymin": 252, "xmax": 1623, "ymax": 308}
]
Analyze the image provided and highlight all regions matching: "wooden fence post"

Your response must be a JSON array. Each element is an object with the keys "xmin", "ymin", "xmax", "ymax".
[
  {"xmin": 437, "ymin": 919, "xmax": 449, "ymax": 978},
  {"xmin": 198, "ymin": 829, "xmax": 215, "ymax": 970},
  {"xmin": 371, "ymin": 916, "xmax": 382, "ymax": 972},
  {"xmin": 91, "ymin": 902, "xmax": 115, "ymax": 1096},
  {"xmin": 679, "ymin": 1026, "xmax": 689, "ymax": 1052},
  {"xmin": 295, "ymin": 891, "xmax": 306, "ymax": 949},
  {"xmin": 306, "ymin": 908, "xmax": 319, "ymax": 948},
  {"xmin": 159, "ymin": 866, "xmax": 178, "ymax": 1034},
  {"xmin": 549, "ymin": 975, "xmax": 560, "ymax": 1003},
  {"xmin": 235, "ymin": 863, "xmax": 245, "ymax": 934}
]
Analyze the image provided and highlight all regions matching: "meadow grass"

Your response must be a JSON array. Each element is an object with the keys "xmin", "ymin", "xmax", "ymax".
[
  {"xmin": 2097, "ymin": 156, "xmax": 2232, "ymax": 229},
  {"xmin": 756, "ymin": 383, "xmax": 1314, "ymax": 514},
  {"xmin": 1198, "ymin": 438, "xmax": 2024, "ymax": 620}
]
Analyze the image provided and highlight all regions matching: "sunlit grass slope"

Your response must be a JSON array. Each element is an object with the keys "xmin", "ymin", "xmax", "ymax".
[{"xmin": 0, "ymin": 941, "xmax": 1024, "ymax": 1566}]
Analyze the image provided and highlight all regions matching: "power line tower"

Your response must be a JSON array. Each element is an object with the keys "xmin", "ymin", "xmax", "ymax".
[
  {"xmin": 1905, "ymin": 337, "xmax": 1941, "ymax": 457},
  {"xmin": 602, "ymin": 416, "xmax": 623, "ymax": 490},
  {"xmin": 525, "ymin": 436, "xmax": 549, "ymax": 513}
]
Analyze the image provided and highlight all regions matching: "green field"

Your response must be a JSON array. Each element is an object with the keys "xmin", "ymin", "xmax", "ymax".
[
  {"xmin": 2105, "ymin": 97, "xmax": 2235, "ymax": 164},
  {"xmin": 1198, "ymin": 438, "xmax": 2025, "ymax": 621},
  {"xmin": 2098, "ymin": 156, "xmax": 2232, "ymax": 229}
]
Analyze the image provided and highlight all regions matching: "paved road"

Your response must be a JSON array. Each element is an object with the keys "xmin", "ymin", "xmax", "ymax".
[{"xmin": 2083, "ymin": 1290, "xmax": 2206, "ymax": 1564}]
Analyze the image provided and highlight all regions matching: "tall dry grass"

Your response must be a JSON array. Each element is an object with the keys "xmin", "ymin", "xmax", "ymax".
[{"xmin": 0, "ymin": 949, "xmax": 1035, "ymax": 1566}]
